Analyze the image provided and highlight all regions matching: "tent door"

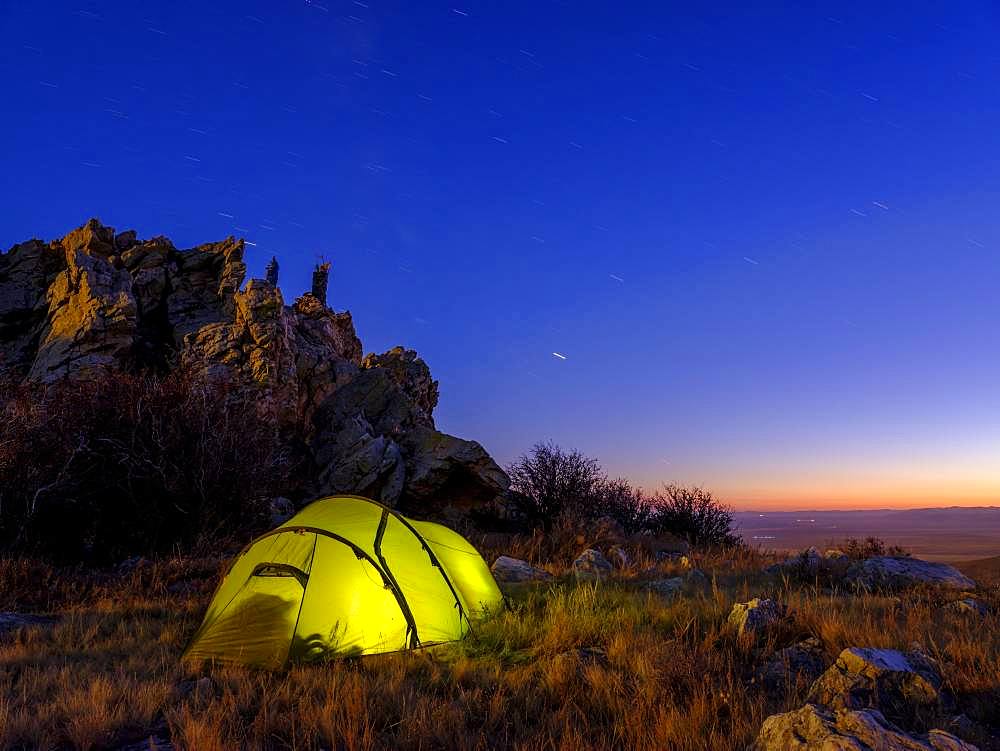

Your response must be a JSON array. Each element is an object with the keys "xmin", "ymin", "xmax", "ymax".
[{"xmin": 196, "ymin": 562, "xmax": 307, "ymax": 669}]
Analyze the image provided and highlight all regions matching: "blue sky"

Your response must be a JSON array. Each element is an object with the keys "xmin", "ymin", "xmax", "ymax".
[{"xmin": 2, "ymin": 1, "xmax": 998, "ymax": 508}]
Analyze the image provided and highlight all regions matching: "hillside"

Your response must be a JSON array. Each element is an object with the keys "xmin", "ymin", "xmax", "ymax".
[
  {"xmin": 957, "ymin": 556, "xmax": 1000, "ymax": 587},
  {"xmin": 0, "ymin": 220, "xmax": 508, "ymax": 555}
]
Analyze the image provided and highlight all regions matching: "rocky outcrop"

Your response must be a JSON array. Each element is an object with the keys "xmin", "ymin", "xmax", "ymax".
[
  {"xmin": 753, "ymin": 703, "xmax": 977, "ymax": 751},
  {"xmin": 847, "ymin": 557, "xmax": 976, "ymax": 592},
  {"xmin": 0, "ymin": 220, "xmax": 509, "ymax": 515}
]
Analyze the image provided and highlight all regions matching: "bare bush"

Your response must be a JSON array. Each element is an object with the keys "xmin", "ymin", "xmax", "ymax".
[
  {"xmin": 506, "ymin": 442, "xmax": 604, "ymax": 530},
  {"xmin": 646, "ymin": 484, "xmax": 740, "ymax": 548},
  {"xmin": 0, "ymin": 369, "xmax": 298, "ymax": 561},
  {"xmin": 843, "ymin": 536, "xmax": 909, "ymax": 559},
  {"xmin": 506, "ymin": 442, "xmax": 739, "ymax": 547}
]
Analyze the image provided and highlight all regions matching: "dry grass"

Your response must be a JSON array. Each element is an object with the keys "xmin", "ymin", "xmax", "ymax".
[{"xmin": 0, "ymin": 553, "xmax": 998, "ymax": 751}]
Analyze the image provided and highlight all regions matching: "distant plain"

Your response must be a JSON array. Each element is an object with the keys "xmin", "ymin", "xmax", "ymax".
[{"xmin": 734, "ymin": 508, "xmax": 1000, "ymax": 562}]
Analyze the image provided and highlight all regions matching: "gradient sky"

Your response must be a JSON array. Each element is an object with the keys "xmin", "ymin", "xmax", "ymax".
[{"xmin": 2, "ymin": 2, "xmax": 998, "ymax": 509}]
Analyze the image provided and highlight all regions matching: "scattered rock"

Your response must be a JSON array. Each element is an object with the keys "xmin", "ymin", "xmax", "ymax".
[
  {"xmin": 686, "ymin": 568, "xmax": 710, "ymax": 589},
  {"xmin": 555, "ymin": 646, "xmax": 610, "ymax": 669},
  {"xmin": 637, "ymin": 532, "xmax": 690, "ymax": 559},
  {"xmin": 166, "ymin": 580, "xmax": 199, "ymax": 595},
  {"xmin": 118, "ymin": 556, "xmax": 148, "ymax": 575},
  {"xmin": 490, "ymin": 556, "xmax": 553, "ymax": 584},
  {"xmin": 114, "ymin": 736, "xmax": 174, "ymax": 751},
  {"xmin": 755, "ymin": 637, "xmax": 827, "ymax": 700},
  {"xmin": 753, "ymin": 703, "xmax": 978, "ymax": 751},
  {"xmin": 0, "ymin": 612, "xmax": 56, "ymax": 636},
  {"xmin": 847, "ymin": 557, "xmax": 976, "ymax": 591},
  {"xmin": 573, "ymin": 548, "xmax": 613, "ymax": 582},
  {"xmin": 729, "ymin": 598, "xmax": 788, "ymax": 637},
  {"xmin": 590, "ymin": 516, "xmax": 626, "ymax": 546},
  {"xmin": 607, "ymin": 545, "xmax": 630, "ymax": 568},
  {"xmin": 269, "ymin": 496, "xmax": 295, "ymax": 526},
  {"xmin": 807, "ymin": 647, "xmax": 944, "ymax": 727},
  {"xmin": 655, "ymin": 550, "xmax": 685, "ymax": 564},
  {"xmin": 946, "ymin": 598, "xmax": 988, "ymax": 617},
  {"xmin": 646, "ymin": 577, "xmax": 685, "ymax": 598}
]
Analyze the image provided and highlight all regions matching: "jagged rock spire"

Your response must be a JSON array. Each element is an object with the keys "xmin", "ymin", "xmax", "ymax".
[
  {"xmin": 265, "ymin": 256, "xmax": 279, "ymax": 286},
  {"xmin": 312, "ymin": 261, "xmax": 330, "ymax": 306}
]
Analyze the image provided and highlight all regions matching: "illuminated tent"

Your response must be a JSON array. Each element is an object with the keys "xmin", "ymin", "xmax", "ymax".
[{"xmin": 183, "ymin": 495, "xmax": 503, "ymax": 669}]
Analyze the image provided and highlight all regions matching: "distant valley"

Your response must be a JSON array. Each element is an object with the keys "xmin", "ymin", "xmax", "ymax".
[{"xmin": 734, "ymin": 507, "xmax": 1000, "ymax": 561}]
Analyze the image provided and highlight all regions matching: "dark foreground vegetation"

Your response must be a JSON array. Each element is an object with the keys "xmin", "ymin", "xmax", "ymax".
[
  {"xmin": 0, "ymin": 372, "xmax": 293, "ymax": 561},
  {"xmin": 1, "ymin": 547, "xmax": 998, "ymax": 751}
]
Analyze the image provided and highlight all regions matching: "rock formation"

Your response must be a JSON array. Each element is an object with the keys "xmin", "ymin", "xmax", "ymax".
[{"xmin": 0, "ymin": 220, "xmax": 509, "ymax": 514}]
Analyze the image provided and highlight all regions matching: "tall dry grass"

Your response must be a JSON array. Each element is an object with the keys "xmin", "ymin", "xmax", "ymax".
[{"xmin": 0, "ymin": 553, "xmax": 997, "ymax": 750}]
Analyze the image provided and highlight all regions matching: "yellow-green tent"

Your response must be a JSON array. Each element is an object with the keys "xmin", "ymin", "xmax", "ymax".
[{"xmin": 183, "ymin": 495, "xmax": 503, "ymax": 669}]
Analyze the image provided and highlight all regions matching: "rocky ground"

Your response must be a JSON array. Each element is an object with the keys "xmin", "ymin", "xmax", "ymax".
[{"xmin": 1, "ymin": 530, "xmax": 998, "ymax": 751}]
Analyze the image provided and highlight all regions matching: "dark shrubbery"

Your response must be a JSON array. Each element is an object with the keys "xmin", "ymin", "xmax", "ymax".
[
  {"xmin": 843, "ymin": 536, "xmax": 909, "ymax": 559},
  {"xmin": 645, "ymin": 483, "xmax": 741, "ymax": 548},
  {"xmin": 506, "ymin": 441, "xmax": 740, "ymax": 547},
  {"xmin": 505, "ymin": 442, "xmax": 604, "ymax": 530},
  {"xmin": 0, "ymin": 370, "xmax": 297, "ymax": 561}
]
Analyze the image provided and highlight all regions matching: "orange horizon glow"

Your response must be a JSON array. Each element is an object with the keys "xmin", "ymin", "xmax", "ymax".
[{"xmin": 627, "ymin": 469, "xmax": 1000, "ymax": 513}]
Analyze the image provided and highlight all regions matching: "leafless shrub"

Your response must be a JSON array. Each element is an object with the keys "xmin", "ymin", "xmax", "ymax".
[{"xmin": 0, "ymin": 369, "xmax": 298, "ymax": 561}]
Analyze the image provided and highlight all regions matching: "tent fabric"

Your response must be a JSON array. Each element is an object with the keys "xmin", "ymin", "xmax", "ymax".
[{"xmin": 183, "ymin": 495, "xmax": 504, "ymax": 669}]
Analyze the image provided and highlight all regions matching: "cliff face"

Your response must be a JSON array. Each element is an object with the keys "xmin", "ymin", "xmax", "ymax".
[{"xmin": 0, "ymin": 219, "xmax": 508, "ymax": 513}]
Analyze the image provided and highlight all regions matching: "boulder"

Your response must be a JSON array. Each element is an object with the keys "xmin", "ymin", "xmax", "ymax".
[
  {"xmin": 755, "ymin": 637, "xmax": 827, "ymax": 700},
  {"xmin": 573, "ymin": 548, "xmax": 613, "ymax": 582},
  {"xmin": 847, "ymin": 557, "xmax": 976, "ymax": 591},
  {"xmin": 946, "ymin": 598, "xmax": 988, "ymax": 617},
  {"xmin": 753, "ymin": 703, "xmax": 978, "ymax": 751},
  {"xmin": 807, "ymin": 647, "xmax": 944, "ymax": 727},
  {"xmin": 0, "ymin": 612, "xmax": 56, "ymax": 636},
  {"xmin": 269, "ymin": 497, "xmax": 295, "ymax": 527},
  {"xmin": 729, "ymin": 598, "xmax": 787, "ymax": 637},
  {"xmin": 646, "ymin": 577, "xmax": 685, "ymax": 598},
  {"xmin": 591, "ymin": 515, "xmax": 626, "ymax": 546},
  {"xmin": 491, "ymin": 556, "xmax": 552, "ymax": 584},
  {"xmin": 397, "ymin": 425, "xmax": 510, "ymax": 512},
  {"xmin": 686, "ymin": 568, "xmax": 710, "ymax": 589},
  {"xmin": 607, "ymin": 545, "xmax": 630, "ymax": 568}
]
